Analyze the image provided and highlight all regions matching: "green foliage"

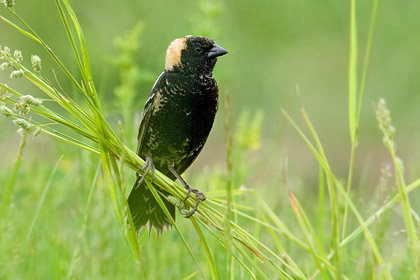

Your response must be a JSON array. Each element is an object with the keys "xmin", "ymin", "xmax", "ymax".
[{"xmin": 110, "ymin": 22, "xmax": 155, "ymax": 146}]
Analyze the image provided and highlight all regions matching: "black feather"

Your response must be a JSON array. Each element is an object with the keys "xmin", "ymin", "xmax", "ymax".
[{"xmin": 128, "ymin": 36, "xmax": 227, "ymax": 232}]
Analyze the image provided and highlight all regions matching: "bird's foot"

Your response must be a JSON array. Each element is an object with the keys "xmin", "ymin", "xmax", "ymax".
[
  {"xmin": 134, "ymin": 156, "xmax": 155, "ymax": 189},
  {"xmin": 183, "ymin": 188, "xmax": 206, "ymax": 217},
  {"xmin": 168, "ymin": 165, "xmax": 206, "ymax": 217}
]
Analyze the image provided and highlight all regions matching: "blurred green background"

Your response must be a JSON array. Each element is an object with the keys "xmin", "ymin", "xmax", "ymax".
[
  {"xmin": 1, "ymin": 0, "xmax": 420, "ymax": 278},
  {"xmin": 2, "ymin": 0, "xmax": 420, "ymax": 180}
]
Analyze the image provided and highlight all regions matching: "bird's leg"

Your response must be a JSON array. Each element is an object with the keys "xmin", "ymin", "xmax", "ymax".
[
  {"xmin": 134, "ymin": 156, "xmax": 155, "ymax": 189},
  {"xmin": 168, "ymin": 165, "xmax": 206, "ymax": 217}
]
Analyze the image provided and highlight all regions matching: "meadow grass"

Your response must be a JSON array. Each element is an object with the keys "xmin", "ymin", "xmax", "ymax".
[{"xmin": 1, "ymin": 0, "xmax": 420, "ymax": 279}]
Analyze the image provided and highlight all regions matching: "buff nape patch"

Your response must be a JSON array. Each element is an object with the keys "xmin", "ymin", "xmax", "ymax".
[{"xmin": 165, "ymin": 37, "xmax": 188, "ymax": 71}]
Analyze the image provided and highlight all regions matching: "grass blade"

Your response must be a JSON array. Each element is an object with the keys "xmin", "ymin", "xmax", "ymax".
[
  {"xmin": 24, "ymin": 155, "xmax": 63, "ymax": 247},
  {"xmin": 0, "ymin": 133, "xmax": 27, "ymax": 217}
]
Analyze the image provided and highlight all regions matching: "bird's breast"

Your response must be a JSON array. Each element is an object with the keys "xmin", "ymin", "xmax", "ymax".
[{"xmin": 143, "ymin": 74, "xmax": 218, "ymax": 169}]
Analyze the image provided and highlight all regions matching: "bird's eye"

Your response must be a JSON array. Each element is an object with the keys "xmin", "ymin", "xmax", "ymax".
[{"xmin": 195, "ymin": 47, "xmax": 204, "ymax": 54}]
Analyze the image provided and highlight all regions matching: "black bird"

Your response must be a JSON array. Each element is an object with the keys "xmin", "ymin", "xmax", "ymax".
[{"xmin": 128, "ymin": 35, "xmax": 228, "ymax": 232}]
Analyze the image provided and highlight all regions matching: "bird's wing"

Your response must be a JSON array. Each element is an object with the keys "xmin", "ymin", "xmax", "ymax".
[{"xmin": 136, "ymin": 72, "xmax": 166, "ymax": 155}]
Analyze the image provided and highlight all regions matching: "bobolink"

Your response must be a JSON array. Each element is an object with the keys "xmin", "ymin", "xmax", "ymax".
[{"xmin": 128, "ymin": 35, "xmax": 228, "ymax": 232}]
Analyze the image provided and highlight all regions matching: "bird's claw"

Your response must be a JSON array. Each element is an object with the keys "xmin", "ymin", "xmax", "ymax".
[
  {"xmin": 183, "ymin": 189, "xmax": 206, "ymax": 218},
  {"xmin": 134, "ymin": 156, "xmax": 155, "ymax": 189},
  {"xmin": 168, "ymin": 164, "xmax": 206, "ymax": 217}
]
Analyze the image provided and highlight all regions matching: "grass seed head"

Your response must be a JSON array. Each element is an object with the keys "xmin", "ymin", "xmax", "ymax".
[
  {"xmin": 0, "ymin": 62, "xmax": 11, "ymax": 70},
  {"xmin": 32, "ymin": 126, "xmax": 42, "ymax": 138},
  {"xmin": 21, "ymin": 95, "xmax": 42, "ymax": 106},
  {"xmin": 14, "ymin": 100, "xmax": 30, "ymax": 114},
  {"xmin": 4, "ymin": 0, "xmax": 15, "ymax": 8},
  {"xmin": 0, "ymin": 104, "xmax": 14, "ymax": 117},
  {"xmin": 31, "ymin": 55, "xmax": 41, "ymax": 72},
  {"xmin": 13, "ymin": 50, "xmax": 23, "ymax": 63},
  {"xmin": 376, "ymin": 98, "xmax": 395, "ymax": 145},
  {"xmin": 2, "ymin": 46, "xmax": 10, "ymax": 57},
  {"xmin": 13, "ymin": 118, "xmax": 31, "ymax": 130},
  {"xmin": 10, "ymin": 69, "xmax": 24, "ymax": 79},
  {"xmin": 0, "ymin": 85, "xmax": 10, "ymax": 100}
]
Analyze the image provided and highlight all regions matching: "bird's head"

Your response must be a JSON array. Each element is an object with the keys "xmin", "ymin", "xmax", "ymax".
[{"xmin": 165, "ymin": 35, "xmax": 228, "ymax": 76}]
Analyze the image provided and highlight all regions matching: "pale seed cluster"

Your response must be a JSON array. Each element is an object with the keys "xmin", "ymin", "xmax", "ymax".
[
  {"xmin": 3, "ymin": 0, "xmax": 15, "ymax": 8},
  {"xmin": 1, "ymin": 45, "xmax": 44, "ymax": 138},
  {"xmin": 1, "ymin": 45, "xmax": 42, "ymax": 76},
  {"xmin": 376, "ymin": 98, "xmax": 396, "ymax": 146}
]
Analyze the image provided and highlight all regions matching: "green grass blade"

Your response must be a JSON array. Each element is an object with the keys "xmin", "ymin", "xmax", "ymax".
[
  {"xmin": 146, "ymin": 181, "xmax": 206, "ymax": 279},
  {"xmin": 223, "ymin": 91, "xmax": 234, "ymax": 279},
  {"xmin": 23, "ymin": 155, "xmax": 63, "ymax": 247},
  {"xmin": 343, "ymin": 0, "xmax": 380, "ymax": 241},
  {"xmin": 282, "ymin": 109, "xmax": 392, "ymax": 279},
  {"xmin": 317, "ymin": 166, "xmax": 325, "ymax": 241},
  {"xmin": 66, "ymin": 162, "xmax": 100, "ymax": 280},
  {"xmin": 199, "ymin": 222, "xmax": 258, "ymax": 279},
  {"xmin": 55, "ymin": 0, "xmax": 85, "ymax": 83},
  {"xmin": 4, "ymin": 11, "xmax": 85, "ymax": 94},
  {"xmin": 0, "ymin": 134, "xmax": 27, "ymax": 217},
  {"xmin": 299, "ymin": 106, "xmax": 342, "ymax": 276},
  {"xmin": 341, "ymin": 178, "xmax": 420, "ymax": 249},
  {"xmin": 287, "ymin": 188, "xmax": 330, "ymax": 279},
  {"xmin": 348, "ymin": 0, "xmax": 358, "ymax": 142},
  {"xmin": 375, "ymin": 101, "xmax": 420, "ymax": 272},
  {"xmin": 190, "ymin": 218, "xmax": 219, "ymax": 280}
]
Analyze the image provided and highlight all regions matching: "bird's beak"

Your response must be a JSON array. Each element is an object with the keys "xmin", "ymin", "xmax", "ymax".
[{"xmin": 207, "ymin": 44, "xmax": 228, "ymax": 58}]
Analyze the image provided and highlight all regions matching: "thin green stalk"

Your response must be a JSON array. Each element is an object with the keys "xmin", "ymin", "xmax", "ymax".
[
  {"xmin": 356, "ymin": 0, "xmax": 379, "ymax": 126},
  {"xmin": 66, "ymin": 162, "xmax": 101, "ymax": 280},
  {"xmin": 255, "ymin": 195, "xmax": 309, "ymax": 250},
  {"xmin": 109, "ymin": 153, "xmax": 140, "ymax": 254},
  {"xmin": 384, "ymin": 136, "xmax": 419, "ymax": 269},
  {"xmin": 343, "ymin": 0, "xmax": 380, "ymax": 240},
  {"xmin": 348, "ymin": 0, "xmax": 358, "ymax": 142},
  {"xmin": 55, "ymin": 0, "xmax": 85, "ymax": 83},
  {"xmin": 146, "ymin": 181, "xmax": 206, "ymax": 279},
  {"xmin": 5, "ymin": 5, "xmax": 119, "ymax": 146},
  {"xmin": 60, "ymin": 0, "xmax": 121, "ymax": 141},
  {"xmin": 341, "ymin": 178, "xmax": 420, "ymax": 249},
  {"xmin": 199, "ymin": 198, "xmax": 306, "ymax": 277},
  {"xmin": 4, "ymin": 11, "xmax": 85, "ymax": 95},
  {"xmin": 223, "ymin": 91, "xmax": 234, "ymax": 279},
  {"xmin": 313, "ymin": 178, "xmax": 420, "ymax": 277},
  {"xmin": 0, "ymin": 133, "xmax": 27, "ymax": 217},
  {"xmin": 343, "ymin": 143, "xmax": 356, "ymax": 239},
  {"xmin": 232, "ymin": 244, "xmax": 271, "ymax": 280},
  {"xmin": 191, "ymin": 218, "xmax": 219, "ymax": 280},
  {"xmin": 263, "ymin": 216, "xmax": 306, "ymax": 279},
  {"xmin": 54, "ymin": 0, "xmax": 140, "ymax": 257},
  {"xmin": 282, "ymin": 109, "xmax": 392, "ymax": 279},
  {"xmin": 287, "ymin": 189, "xmax": 330, "ymax": 279},
  {"xmin": 40, "ymin": 128, "xmax": 99, "ymax": 154},
  {"xmin": 375, "ymin": 100, "xmax": 419, "ymax": 273},
  {"xmin": 343, "ymin": 0, "xmax": 358, "ymax": 249},
  {"xmin": 198, "ymin": 222, "xmax": 258, "ymax": 280},
  {"xmin": 24, "ymin": 155, "xmax": 63, "ymax": 247},
  {"xmin": 206, "ymin": 197, "xmax": 311, "ymax": 277},
  {"xmin": 300, "ymin": 106, "xmax": 342, "ymax": 276},
  {"xmin": 317, "ymin": 166, "xmax": 325, "ymax": 242}
]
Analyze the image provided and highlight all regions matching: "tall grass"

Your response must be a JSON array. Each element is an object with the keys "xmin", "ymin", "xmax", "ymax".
[{"xmin": 1, "ymin": 0, "xmax": 420, "ymax": 279}]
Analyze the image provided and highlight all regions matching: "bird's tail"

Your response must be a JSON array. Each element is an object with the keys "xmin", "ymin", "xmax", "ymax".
[{"xmin": 127, "ymin": 176, "xmax": 175, "ymax": 232}]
